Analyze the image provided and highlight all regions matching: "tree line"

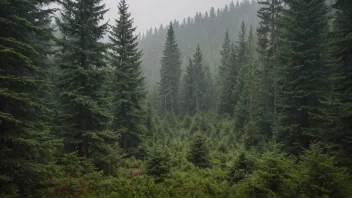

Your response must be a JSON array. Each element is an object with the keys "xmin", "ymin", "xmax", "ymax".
[{"xmin": 0, "ymin": 0, "xmax": 351, "ymax": 196}]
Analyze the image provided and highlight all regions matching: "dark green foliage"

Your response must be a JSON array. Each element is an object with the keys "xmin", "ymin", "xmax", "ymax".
[
  {"xmin": 2, "ymin": 0, "xmax": 352, "ymax": 197},
  {"xmin": 318, "ymin": 0, "xmax": 352, "ymax": 166},
  {"xmin": 181, "ymin": 44, "xmax": 206, "ymax": 114},
  {"xmin": 188, "ymin": 132, "xmax": 210, "ymax": 168},
  {"xmin": 227, "ymin": 151, "xmax": 256, "ymax": 183},
  {"xmin": 56, "ymin": 0, "xmax": 119, "ymax": 169},
  {"xmin": 146, "ymin": 146, "xmax": 171, "ymax": 179},
  {"xmin": 233, "ymin": 22, "xmax": 248, "ymax": 124},
  {"xmin": 109, "ymin": 0, "xmax": 146, "ymax": 152},
  {"xmin": 0, "ymin": 0, "xmax": 58, "ymax": 195},
  {"xmin": 239, "ymin": 144, "xmax": 296, "ymax": 197},
  {"xmin": 218, "ymin": 31, "xmax": 239, "ymax": 115},
  {"xmin": 297, "ymin": 142, "xmax": 351, "ymax": 197},
  {"xmin": 159, "ymin": 24, "xmax": 182, "ymax": 115},
  {"xmin": 256, "ymin": 0, "xmax": 283, "ymax": 139},
  {"xmin": 146, "ymin": 102, "xmax": 156, "ymax": 136},
  {"xmin": 234, "ymin": 25, "xmax": 255, "ymax": 130},
  {"xmin": 276, "ymin": 0, "xmax": 330, "ymax": 154}
]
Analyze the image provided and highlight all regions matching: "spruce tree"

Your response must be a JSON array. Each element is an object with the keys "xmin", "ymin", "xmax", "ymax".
[
  {"xmin": 182, "ymin": 58, "xmax": 197, "ymax": 114},
  {"xmin": 187, "ymin": 132, "xmax": 210, "ymax": 168},
  {"xmin": 192, "ymin": 44, "xmax": 206, "ymax": 111},
  {"xmin": 181, "ymin": 44, "xmax": 206, "ymax": 114},
  {"xmin": 56, "ymin": 0, "xmax": 118, "ymax": 165},
  {"xmin": 233, "ymin": 22, "xmax": 247, "ymax": 115},
  {"xmin": 109, "ymin": 0, "xmax": 146, "ymax": 152},
  {"xmin": 159, "ymin": 24, "xmax": 182, "ymax": 115},
  {"xmin": 218, "ymin": 31, "xmax": 235, "ymax": 114},
  {"xmin": 0, "ymin": 0, "xmax": 58, "ymax": 195},
  {"xmin": 297, "ymin": 142, "xmax": 351, "ymax": 197},
  {"xmin": 235, "ymin": 26, "xmax": 255, "ymax": 130},
  {"xmin": 318, "ymin": 0, "xmax": 352, "ymax": 166},
  {"xmin": 203, "ymin": 64, "xmax": 215, "ymax": 111},
  {"xmin": 276, "ymin": 0, "xmax": 329, "ymax": 154},
  {"xmin": 256, "ymin": 0, "xmax": 283, "ymax": 137},
  {"xmin": 146, "ymin": 146, "xmax": 171, "ymax": 180}
]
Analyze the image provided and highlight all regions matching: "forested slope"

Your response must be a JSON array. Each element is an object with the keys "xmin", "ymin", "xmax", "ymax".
[{"xmin": 139, "ymin": 0, "xmax": 260, "ymax": 85}]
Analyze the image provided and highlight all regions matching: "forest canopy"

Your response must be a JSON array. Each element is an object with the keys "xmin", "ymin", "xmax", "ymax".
[{"xmin": 0, "ymin": 0, "xmax": 351, "ymax": 197}]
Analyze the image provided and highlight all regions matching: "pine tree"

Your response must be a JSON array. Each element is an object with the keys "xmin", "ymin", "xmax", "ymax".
[
  {"xmin": 187, "ymin": 132, "xmax": 210, "ymax": 168},
  {"xmin": 218, "ymin": 30, "xmax": 234, "ymax": 114},
  {"xmin": 276, "ymin": 0, "xmax": 329, "ymax": 154},
  {"xmin": 203, "ymin": 64, "xmax": 215, "ymax": 111},
  {"xmin": 56, "ymin": 0, "xmax": 118, "ymax": 165},
  {"xmin": 0, "ymin": 0, "xmax": 58, "ymax": 195},
  {"xmin": 109, "ymin": 0, "xmax": 146, "ymax": 152},
  {"xmin": 192, "ymin": 44, "xmax": 206, "ymax": 111},
  {"xmin": 159, "ymin": 24, "xmax": 182, "ymax": 115},
  {"xmin": 297, "ymin": 142, "xmax": 351, "ymax": 197},
  {"xmin": 233, "ymin": 22, "xmax": 247, "ymax": 116},
  {"xmin": 181, "ymin": 44, "xmax": 206, "ymax": 114},
  {"xmin": 235, "ymin": 26, "xmax": 255, "ymax": 129},
  {"xmin": 146, "ymin": 146, "xmax": 171, "ymax": 180},
  {"xmin": 256, "ymin": 0, "xmax": 283, "ymax": 137},
  {"xmin": 317, "ymin": 0, "xmax": 352, "ymax": 166},
  {"xmin": 182, "ymin": 58, "xmax": 197, "ymax": 114}
]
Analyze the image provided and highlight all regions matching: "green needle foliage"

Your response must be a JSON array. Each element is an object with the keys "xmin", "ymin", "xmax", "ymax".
[
  {"xmin": 56, "ymin": 0, "xmax": 119, "ymax": 171},
  {"xmin": 0, "ymin": 0, "xmax": 59, "ymax": 195},
  {"xmin": 109, "ymin": 0, "xmax": 146, "ymax": 153},
  {"xmin": 187, "ymin": 132, "xmax": 210, "ymax": 168},
  {"xmin": 1, "ymin": 0, "xmax": 352, "ymax": 197},
  {"xmin": 276, "ymin": 0, "xmax": 330, "ymax": 154},
  {"xmin": 146, "ymin": 146, "xmax": 171, "ymax": 180},
  {"xmin": 159, "ymin": 24, "xmax": 182, "ymax": 115}
]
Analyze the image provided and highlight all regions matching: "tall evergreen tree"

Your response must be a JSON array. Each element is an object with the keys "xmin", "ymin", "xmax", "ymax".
[
  {"xmin": 235, "ymin": 26, "xmax": 260, "ymax": 136},
  {"xmin": 256, "ymin": 0, "xmax": 283, "ymax": 136},
  {"xmin": 56, "ymin": 0, "xmax": 118, "ymax": 164},
  {"xmin": 182, "ymin": 58, "xmax": 197, "ymax": 114},
  {"xmin": 0, "ymin": 0, "xmax": 58, "ymax": 195},
  {"xmin": 192, "ymin": 44, "xmax": 206, "ymax": 111},
  {"xmin": 181, "ymin": 44, "xmax": 206, "ymax": 114},
  {"xmin": 318, "ymin": 0, "xmax": 352, "ymax": 166},
  {"xmin": 159, "ymin": 24, "xmax": 182, "ymax": 115},
  {"xmin": 218, "ymin": 31, "xmax": 234, "ymax": 114},
  {"xmin": 187, "ymin": 132, "xmax": 210, "ymax": 168},
  {"xmin": 233, "ymin": 22, "xmax": 247, "ymax": 114},
  {"xmin": 276, "ymin": 0, "xmax": 329, "ymax": 154},
  {"xmin": 109, "ymin": 0, "xmax": 146, "ymax": 152}
]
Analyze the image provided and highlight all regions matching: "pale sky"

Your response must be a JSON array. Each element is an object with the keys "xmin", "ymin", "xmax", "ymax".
[{"xmin": 104, "ymin": 0, "xmax": 235, "ymax": 33}]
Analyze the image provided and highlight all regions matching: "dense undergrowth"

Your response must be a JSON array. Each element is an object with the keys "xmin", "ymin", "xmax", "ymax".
[{"xmin": 28, "ymin": 113, "xmax": 351, "ymax": 198}]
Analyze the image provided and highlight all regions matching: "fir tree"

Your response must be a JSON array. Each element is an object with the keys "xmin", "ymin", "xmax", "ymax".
[
  {"xmin": 297, "ymin": 142, "xmax": 351, "ymax": 197},
  {"xmin": 276, "ymin": 0, "xmax": 330, "ymax": 154},
  {"xmin": 109, "ymin": 0, "xmax": 146, "ymax": 152},
  {"xmin": 235, "ymin": 26, "xmax": 255, "ymax": 130},
  {"xmin": 0, "ymin": 0, "xmax": 58, "ymax": 195},
  {"xmin": 318, "ymin": 0, "xmax": 352, "ymax": 167},
  {"xmin": 256, "ymin": 0, "xmax": 283, "ymax": 137},
  {"xmin": 159, "ymin": 24, "xmax": 182, "ymax": 115},
  {"xmin": 192, "ymin": 44, "xmax": 206, "ymax": 111},
  {"xmin": 181, "ymin": 44, "xmax": 206, "ymax": 114},
  {"xmin": 187, "ymin": 132, "xmax": 210, "ymax": 168},
  {"xmin": 233, "ymin": 22, "xmax": 247, "ymax": 116},
  {"xmin": 146, "ymin": 146, "xmax": 171, "ymax": 180},
  {"xmin": 182, "ymin": 58, "xmax": 197, "ymax": 114},
  {"xmin": 218, "ymin": 30, "xmax": 235, "ymax": 114},
  {"xmin": 56, "ymin": 0, "xmax": 118, "ymax": 166}
]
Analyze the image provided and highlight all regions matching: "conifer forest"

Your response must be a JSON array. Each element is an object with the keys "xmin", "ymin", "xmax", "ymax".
[{"xmin": 1, "ymin": 0, "xmax": 352, "ymax": 197}]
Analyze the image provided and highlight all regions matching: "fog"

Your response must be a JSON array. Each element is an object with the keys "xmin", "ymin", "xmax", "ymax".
[{"xmin": 104, "ymin": 0, "xmax": 235, "ymax": 33}]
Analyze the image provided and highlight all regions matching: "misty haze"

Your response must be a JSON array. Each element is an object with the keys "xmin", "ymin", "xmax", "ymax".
[{"xmin": 1, "ymin": 0, "xmax": 351, "ymax": 197}]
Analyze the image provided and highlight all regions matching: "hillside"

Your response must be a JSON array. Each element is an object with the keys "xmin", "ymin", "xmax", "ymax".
[{"xmin": 139, "ymin": 0, "xmax": 260, "ymax": 86}]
